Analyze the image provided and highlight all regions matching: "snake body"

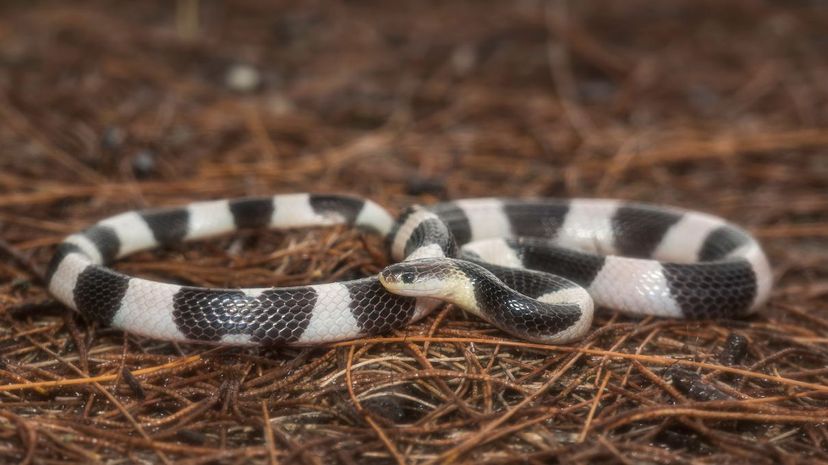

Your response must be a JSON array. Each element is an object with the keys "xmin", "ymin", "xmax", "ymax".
[{"xmin": 46, "ymin": 194, "xmax": 772, "ymax": 345}]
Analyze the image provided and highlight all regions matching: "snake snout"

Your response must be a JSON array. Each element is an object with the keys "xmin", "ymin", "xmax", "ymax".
[{"xmin": 379, "ymin": 259, "xmax": 456, "ymax": 297}]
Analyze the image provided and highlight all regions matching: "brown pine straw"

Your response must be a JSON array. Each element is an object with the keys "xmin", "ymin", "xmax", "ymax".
[
  {"xmin": 2, "ymin": 337, "xmax": 824, "ymax": 395},
  {"xmin": 2, "ymin": 1, "xmax": 828, "ymax": 464},
  {"xmin": 579, "ymin": 371, "xmax": 612, "ymax": 442},
  {"xmin": 347, "ymin": 345, "xmax": 407, "ymax": 465},
  {"xmin": 0, "ymin": 355, "xmax": 204, "ymax": 392},
  {"xmin": 331, "ymin": 337, "xmax": 828, "ymax": 393}
]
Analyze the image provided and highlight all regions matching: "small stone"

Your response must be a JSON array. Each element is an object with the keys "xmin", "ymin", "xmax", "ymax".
[
  {"xmin": 718, "ymin": 333, "xmax": 749, "ymax": 366},
  {"xmin": 226, "ymin": 64, "xmax": 261, "ymax": 92},
  {"xmin": 101, "ymin": 127, "xmax": 125, "ymax": 151},
  {"xmin": 131, "ymin": 150, "xmax": 156, "ymax": 178},
  {"xmin": 665, "ymin": 367, "xmax": 730, "ymax": 401},
  {"xmin": 451, "ymin": 44, "xmax": 477, "ymax": 75},
  {"xmin": 363, "ymin": 395, "xmax": 407, "ymax": 422}
]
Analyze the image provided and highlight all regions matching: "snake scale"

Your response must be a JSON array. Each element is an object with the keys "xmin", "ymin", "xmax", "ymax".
[{"xmin": 46, "ymin": 194, "xmax": 772, "ymax": 345}]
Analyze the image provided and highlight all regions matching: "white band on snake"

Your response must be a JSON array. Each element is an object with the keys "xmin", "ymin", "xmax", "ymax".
[{"xmin": 45, "ymin": 193, "xmax": 772, "ymax": 345}]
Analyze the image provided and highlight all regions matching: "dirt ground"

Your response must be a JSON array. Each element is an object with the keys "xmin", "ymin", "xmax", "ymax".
[{"xmin": 1, "ymin": 1, "xmax": 827, "ymax": 464}]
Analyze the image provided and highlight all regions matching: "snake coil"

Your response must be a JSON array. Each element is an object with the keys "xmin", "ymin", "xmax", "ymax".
[{"xmin": 46, "ymin": 194, "xmax": 772, "ymax": 345}]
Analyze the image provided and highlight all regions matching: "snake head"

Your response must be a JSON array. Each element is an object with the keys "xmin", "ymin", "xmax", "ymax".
[{"xmin": 379, "ymin": 258, "xmax": 460, "ymax": 299}]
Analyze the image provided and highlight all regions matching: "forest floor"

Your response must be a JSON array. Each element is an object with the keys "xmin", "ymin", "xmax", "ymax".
[{"xmin": 1, "ymin": 1, "xmax": 827, "ymax": 464}]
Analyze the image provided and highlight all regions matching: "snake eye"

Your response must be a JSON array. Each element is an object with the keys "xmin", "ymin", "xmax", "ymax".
[{"xmin": 400, "ymin": 272, "xmax": 416, "ymax": 284}]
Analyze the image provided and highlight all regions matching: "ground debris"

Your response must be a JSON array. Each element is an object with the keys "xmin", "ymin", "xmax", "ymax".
[{"xmin": 0, "ymin": 1, "xmax": 826, "ymax": 464}]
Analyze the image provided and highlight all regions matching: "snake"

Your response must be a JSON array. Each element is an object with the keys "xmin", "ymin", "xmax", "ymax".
[{"xmin": 45, "ymin": 193, "xmax": 772, "ymax": 345}]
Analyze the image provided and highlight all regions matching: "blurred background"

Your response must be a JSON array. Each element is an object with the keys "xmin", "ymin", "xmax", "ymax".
[
  {"xmin": 2, "ymin": 1, "xmax": 826, "ymax": 211},
  {"xmin": 1, "ymin": 1, "xmax": 827, "ymax": 464}
]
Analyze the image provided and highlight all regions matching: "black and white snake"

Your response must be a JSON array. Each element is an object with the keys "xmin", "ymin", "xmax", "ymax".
[{"xmin": 46, "ymin": 194, "xmax": 772, "ymax": 345}]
